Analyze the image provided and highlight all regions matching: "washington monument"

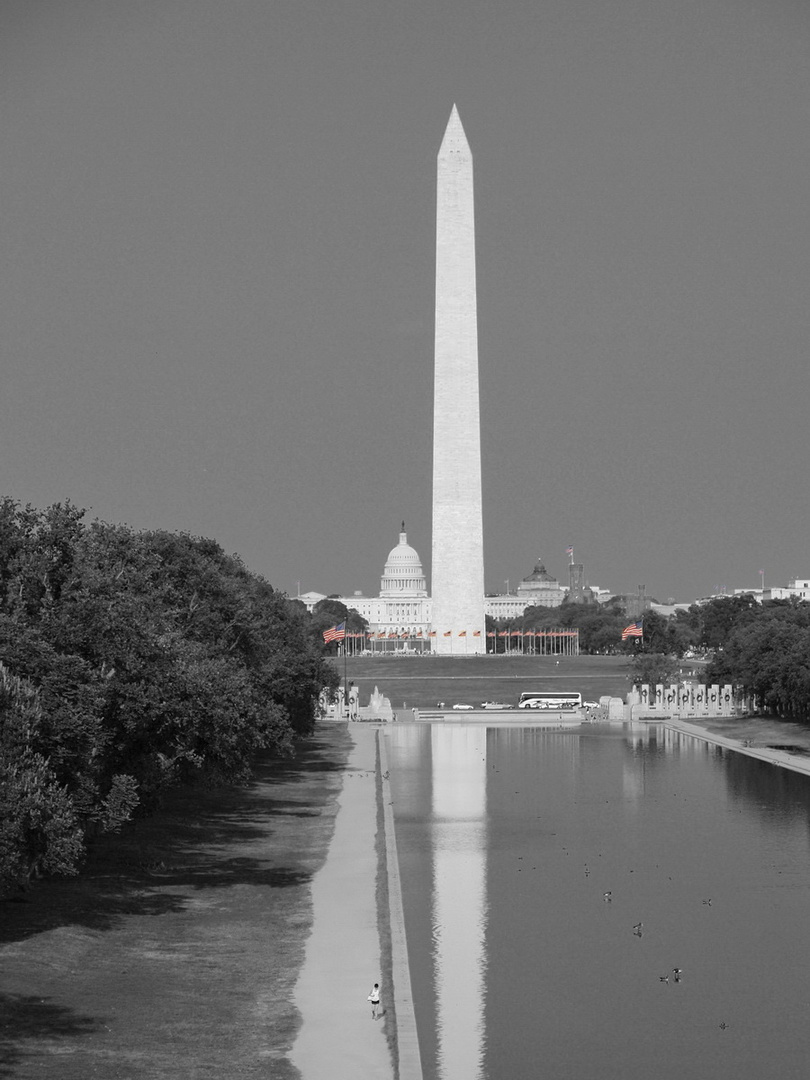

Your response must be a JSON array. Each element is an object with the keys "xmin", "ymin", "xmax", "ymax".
[{"xmin": 430, "ymin": 106, "xmax": 486, "ymax": 654}]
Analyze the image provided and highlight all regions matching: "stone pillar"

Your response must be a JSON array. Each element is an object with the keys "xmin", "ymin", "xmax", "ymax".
[{"xmin": 348, "ymin": 683, "xmax": 359, "ymax": 720}]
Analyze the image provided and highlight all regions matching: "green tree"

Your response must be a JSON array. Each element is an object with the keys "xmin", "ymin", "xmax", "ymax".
[
  {"xmin": 521, "ymin": 600, "xmax": 627, "ymax": 654},
  {"xmin": 0, "ymin": 664, "xmax": 84, "ymax": 893},
  {"xmin": 626, "ymin": 652, "xmax": 680, "ymax": 687},
  {"xmin": 627, "ymin": 609, "xmax": 672, "ymax": 654},
  {"xmin": 0, "ymin": 499, "xmax": 337, "ymax": 891},
  {"xmin": 311, "ymin": 598, "xmax": 368, "ymax": 653},
  {"xmin": 708, "ymin": 614, "xmax": 810, "ymax": 717},
  {"xmin": 693, "ymin": 595, "xmax": 761, "ymax": 650}
]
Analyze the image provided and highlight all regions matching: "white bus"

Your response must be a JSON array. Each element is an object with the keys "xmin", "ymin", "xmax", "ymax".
[{"xmin": 517, "ymin": 691, "xmax": 582, "ymax": 711}]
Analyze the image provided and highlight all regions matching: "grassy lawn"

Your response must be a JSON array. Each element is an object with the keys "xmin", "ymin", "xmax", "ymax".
[
  {"xmin": 699, "ymin": 715, "xmax": 810, "ymax": 755},
  {"xmin": 330, "ymin": 654, "xmax": 637, "ymax": 710}
]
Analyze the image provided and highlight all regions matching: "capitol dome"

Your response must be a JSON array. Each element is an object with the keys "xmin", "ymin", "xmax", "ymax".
[{"xmin": 380, "ymin": 523, "xmax": 428, "ymax": 597}]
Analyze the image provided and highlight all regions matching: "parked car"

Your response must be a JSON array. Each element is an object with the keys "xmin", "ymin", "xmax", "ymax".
[{"xmin": 452, "ymin": 703, "xmax": 474, "ymax": 710}]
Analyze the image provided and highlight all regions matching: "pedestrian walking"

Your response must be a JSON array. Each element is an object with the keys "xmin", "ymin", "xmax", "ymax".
[{"xmin": 368, "ymin": 982, "xmax": 381, "ymax": 1020}]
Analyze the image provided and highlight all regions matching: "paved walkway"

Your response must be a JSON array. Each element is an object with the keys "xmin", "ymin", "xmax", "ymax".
[
  {"xmin": 667, "ymin": 718, "xmax": 810, "ymax": 776},
  {"xmin": 289, "ymin": 724, "xmax": 395, "ymax": 1079}
]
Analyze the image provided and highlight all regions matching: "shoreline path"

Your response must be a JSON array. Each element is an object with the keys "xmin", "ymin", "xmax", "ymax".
[{"xmin": 290, "ymin": 722, "xmax": 421, "ymax": 1080}]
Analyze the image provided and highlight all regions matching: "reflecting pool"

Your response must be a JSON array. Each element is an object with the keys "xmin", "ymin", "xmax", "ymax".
[{"xmin": 386, "ymin": 723, "xmax": 810, "ymax": 1080}]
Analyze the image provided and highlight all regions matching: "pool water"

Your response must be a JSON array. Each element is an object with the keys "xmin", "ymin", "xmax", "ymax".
[{"xmin": 386, "ymin": 723, "xmax": 810, "ymax": 1080}]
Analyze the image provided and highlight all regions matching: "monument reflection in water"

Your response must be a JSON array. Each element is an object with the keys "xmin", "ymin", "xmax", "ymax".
[
  {"xmin": 430, "ymin": 727, "xmax": 487, "ymax": 1078},
  {"xmin": 386, "ymin": 723, "xmax": 810, "ymax": 1080}
]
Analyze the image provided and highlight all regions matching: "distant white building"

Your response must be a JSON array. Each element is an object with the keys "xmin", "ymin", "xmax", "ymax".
[
  {"xmin": 345, "ymin": 525, "xmax": 431, "ymax": 639},
  {"xmin": 297, "ymin": 589, "xmax": 328, "ymax": 610},
  {"xmin": 733, "ymin": 588, "xmax": 764, "ymax": 601},
  {"xmin": 486, "ymin": 560, "xmax": 566, "ymax": 620},
  {"xmin": 299, "ymin": 529, "xmax": 611, "ymax": 650},
  {"xmin": 516, "ymin": 561, "xmax": 567, "ymax": 607},
  {"xmin": 693, "ymin": 590, "xmax": 761, "ymax": 605},
  {"xmin": 694, "ymin": 578, "xmax": 810, "ymax": 606},
  {"xmin": 763, "ymin": 578, "xmax": 810, "ymax": 602},
  {"xmin": 649, "ymin": 601, "xmax": 692, "ymax": 617},
  {"xmin": 299, "ymin": 525, "xmax": 433, "ymax": 647}
]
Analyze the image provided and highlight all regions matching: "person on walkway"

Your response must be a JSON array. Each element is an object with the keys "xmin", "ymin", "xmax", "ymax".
[{"xmin": 368, "ymin": 982, "xmax": 381, "ymax": 1020}]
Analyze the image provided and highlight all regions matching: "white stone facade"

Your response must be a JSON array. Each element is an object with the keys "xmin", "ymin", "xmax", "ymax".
[
  {"xmin": 484, "ymin": 595, "xmax": 534, "ymax": 621},
  {"xmin": 430, "ymin": 106, "xmax": 486, "ymax": 653},
  {"xmin": 301, "ymin": 531, "xmax": 586, "ymax": 650},
  {"xmin": 696, "ymin": 578, "xmax": 810, "ymax": 605},
  {"xmin": 310, "ymin": 529, "xmax": 433, "ymax": 647},
  {"xmin": 515, "ymin": 561, "xmax": 566, "ymax": 607},
  {"xmin": 380, "ymin": 524, "xmax": 428, "ymax": 597},
  {"xmin": 763, "ymin": 579, "xmax": 810, "ymax": 602}
]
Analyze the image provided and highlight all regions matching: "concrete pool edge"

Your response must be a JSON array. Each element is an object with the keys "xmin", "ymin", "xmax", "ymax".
[
  {"xmin": 378, "ymin": 728, "xmax": 424, "ymax": 1080},
  {"xmin": 664, "ymin": 718, "xmax": 810, "ymax": 776},
  {"xmin": 289, "ymin": 724, "xmax": 393, "ymax": 1078}
]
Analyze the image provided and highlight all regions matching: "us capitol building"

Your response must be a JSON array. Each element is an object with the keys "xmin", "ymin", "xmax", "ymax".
[{"xmin": 298, "ymin": 524, "xmax": 598, "ymax": 642}]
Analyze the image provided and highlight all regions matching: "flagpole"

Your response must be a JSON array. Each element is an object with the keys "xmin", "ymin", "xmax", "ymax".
[{"xmin": 343, "ymin": 637, "xmax": 348, "ymax": 718}]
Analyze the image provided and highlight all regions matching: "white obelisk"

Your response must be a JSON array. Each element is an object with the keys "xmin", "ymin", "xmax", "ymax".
[{"xmin": 431, "ymin": 105, "xmax": 486, "ymax": 655}]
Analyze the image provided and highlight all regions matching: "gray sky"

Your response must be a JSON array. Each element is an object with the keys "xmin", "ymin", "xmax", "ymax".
[{"xmin": 2, "ymin": 0, "xmax": 809, "ymax": 603}]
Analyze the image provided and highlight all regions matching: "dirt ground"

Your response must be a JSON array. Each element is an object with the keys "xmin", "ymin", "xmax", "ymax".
[{"xmin": 0, "ymin": 725, "xmax": 352, "ymax": 1080}]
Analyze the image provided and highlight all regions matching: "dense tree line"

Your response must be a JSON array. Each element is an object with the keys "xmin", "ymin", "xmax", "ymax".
[
  {"xmin": 705, "ymin": 599, "xmax": 810, "ymax": 718},
  {"xmin": 308, "ymin": 597, "xmax": 369, "ymax": 651},
  {"xmin": 0, "ymin": 499, "xmax": 337, "ymax": 895},
  {"xmin": 487, "ymin": 599, "xmax": 629, "ymax": 654},
  {"xmin": 624, "ymin": 595, "xmax": 810, "ymax": 718},
  {"xmin": 525, "ymin": 599, "xmax": 629, "ymax": 654},
  {"xmin": 489, "ymin": 593, "xmax": 810, "ymax": 719}
]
